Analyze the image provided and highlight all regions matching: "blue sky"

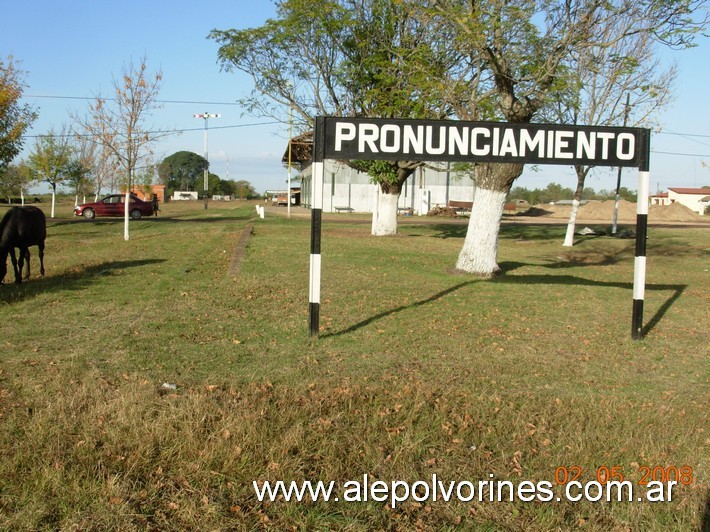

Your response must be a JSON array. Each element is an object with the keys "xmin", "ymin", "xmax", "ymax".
[{"xmin": 3, "ymin": 0, "xmax": 709, "ymax": 195}]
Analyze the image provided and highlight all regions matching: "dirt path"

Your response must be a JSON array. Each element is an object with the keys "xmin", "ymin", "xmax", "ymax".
[{"xmin": 228, "ymin": 222, "xmax": 254, "ymax": 275}]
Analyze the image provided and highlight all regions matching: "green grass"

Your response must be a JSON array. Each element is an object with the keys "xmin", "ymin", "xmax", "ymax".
[{"xmin": 0, "ymin": 201, "xmax": 708, "ymax": 530}]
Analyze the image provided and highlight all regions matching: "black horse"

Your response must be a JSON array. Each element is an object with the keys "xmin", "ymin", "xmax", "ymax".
[{"xmin": 0, "ymin": 206, "xmax": 46, "ymax": 284}]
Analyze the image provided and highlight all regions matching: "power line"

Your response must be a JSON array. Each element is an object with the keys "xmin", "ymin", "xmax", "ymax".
[
  {"xmin": 21, "ymin": 94, "xmax": 710, "ymax": 156},
  {"xmin": 656, "ymin": 130, "xmax": 710, "ymax": 139},
  {"xmin": 22, "ymin": 120, "xmax": 282, "ymax": 139},
  {"xmin": 651, "ymin": 149, "xmax": 710, "ymax": 158},
  {"xmin": 24, "ymin": 94, "xmax": 243, "ymax": 106}
]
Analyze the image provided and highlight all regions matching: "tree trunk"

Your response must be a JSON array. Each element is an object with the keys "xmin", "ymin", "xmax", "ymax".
[
  {"xmin": 371, "ymin": 187, "xmax": 399, "ymax": 236},
  {"xmin": 124, "ymin": 190, "xmax": 130, "ymax": 241},
  {"xmin": 455, "ymin": 187, "xmax": 507, "ymax": 275},
  {"xmin": 562, "ymin": 199, "xmax": 581, "ymax": 247},
  {"xmin": 562, "ymin": 166, "xmax": 588, "ymax": 247},
  {"xmin": 455, "ymin": 162, "xmax": 523, "ymax": 276},
  {"xmin": 51, "ymin": 183, "xmax": 56, "ymax": 218},
  {"xmin": 367, "ymin": 165, "xmax": 415, "ymax": 237}
]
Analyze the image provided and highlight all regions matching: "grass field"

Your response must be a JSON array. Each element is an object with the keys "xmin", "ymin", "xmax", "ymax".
[{"xmin": 0, "ymin": 200, "xmax": 708, "ymax": 530}]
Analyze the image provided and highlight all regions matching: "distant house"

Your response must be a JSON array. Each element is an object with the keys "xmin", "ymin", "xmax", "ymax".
[
  {"xmin": 172, "ymin": 191, "xmax": 198, "ymax": 201},
  {"xmin": 667, "ymin": 187, "xmax": 710, "ymax": 215},
  {"xmin": 283, "ymin": 132, "xmax": 475, "ymax": 214},
  {"xmin": 649, "ymin": 191, "xmax": 671, "ymax": 206}
]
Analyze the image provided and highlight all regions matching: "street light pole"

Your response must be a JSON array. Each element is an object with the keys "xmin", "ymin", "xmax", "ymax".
[
  {"xmin": 287, "ymin": 100, "xmax": 293, "ymax": 219},
  {"xmin": 193, "ymin": 112, "xmax": 220, "ymax": 209}
]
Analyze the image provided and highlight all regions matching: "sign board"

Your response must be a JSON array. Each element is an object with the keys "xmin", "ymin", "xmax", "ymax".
[
  {"xmin": 309, "ymin": 116, "xmax": 651, "ymax": 340},
  {"xmin": 323, "ymin": 117, "xmax": 645, "ymax": 168}
]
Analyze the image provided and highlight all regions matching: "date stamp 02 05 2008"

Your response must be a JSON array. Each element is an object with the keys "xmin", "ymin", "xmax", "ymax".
[{"xmin": 553, "ymin": 465, "xmax": 695, "ymax": 487}]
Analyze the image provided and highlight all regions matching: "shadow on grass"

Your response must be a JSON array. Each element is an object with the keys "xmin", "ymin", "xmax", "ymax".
[
  {"xmin": 48, "ymin": 214, "xmax": 255, "ymax": 228},
  {"xmin": 326, "ymin": 268, "xmax": 685, "ymax": 338},
  {"xmin": 0, "ymin": 259, "xmax": 166, "ymax": 305},
  {"xmin": 429, "ymin": 224, "xmax": 571, "ymax": 241},
  {"xmin": 492, "ymin": 274, "xmax": 686, "ymax": 337},
  {"xmin": 323, "ymin": 281, "xmax": 476, "ymax": 338}
]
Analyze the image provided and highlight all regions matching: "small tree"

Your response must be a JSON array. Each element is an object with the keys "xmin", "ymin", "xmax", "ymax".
[
  {"xmin": 64, "ymin": 158, "xmax": 92, "ymax": 205},
  {"xmin": 233, "ymin": 179, "xmax": 257, "ymax": 200},
  {"xmin": 0, "ymin": 163, "xmax": 21, "ymax": 202},
  {"xmin": 74, "ymin": 57, "xmax": 169, "ymax": 240},
  {"xmin": 551, "ymin": 14, "xmax": 677, "ymax": 246},
  {"xmin": 27, "ymin": 128, "xmax": 75, "ymax": 217}
]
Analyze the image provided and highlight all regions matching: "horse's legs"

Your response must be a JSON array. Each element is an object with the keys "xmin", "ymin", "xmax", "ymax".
[
  {"xmin": 38, "ymin": 243, "xmax": 45, "ymax": 277},
  {"xmin": 23, "ymin": 249, "xmax": 31, "ymax": 280},
  {"xmin": 9, "ymin": 248, "xmax": 20, "ymax": 283},
  {"xmin": 0, "ymin": 250, "xmax": 7, "ymax": 284}
]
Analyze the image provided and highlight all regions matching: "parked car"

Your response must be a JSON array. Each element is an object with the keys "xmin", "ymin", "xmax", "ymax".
[{"xmin": 73, "ymin": 194, "xmax": 154, "ymax": 220}]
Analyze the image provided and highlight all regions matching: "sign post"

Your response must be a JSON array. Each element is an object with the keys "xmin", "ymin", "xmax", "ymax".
[
  {"xmin": 308, "ymin": 117, "xmax": 651, "ymax": 339},
  {"xmin": 632, "ymin": 131, "xmax": 651, "ymax": 339}
]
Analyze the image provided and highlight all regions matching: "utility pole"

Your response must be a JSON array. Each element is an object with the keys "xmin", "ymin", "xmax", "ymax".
[
  {"xmin": 287, "ymin": 100, "xmax": 293, "ymax": 219},
  {"xmin": 193, "ymin": 113, "xmax": 220, "ymax": 209},
  {"xmin": 612, "ymin": 94, "xmax": 631, "ymax": 234}
]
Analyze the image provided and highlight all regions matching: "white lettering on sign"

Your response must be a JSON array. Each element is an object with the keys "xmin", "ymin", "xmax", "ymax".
[
  {"xmin": 617, "ymin": 133, "xmax": 635, "ymax": 160},
  {"xmin": 334, "ymin": 123, "xmax": 356, "ymax": 151},
  {"xmin": 519, "ymin": 129, "xmax": 544, "ymax": 157},
  {"xmin": 328, "ymin": 120, "xmax": 640, "ymax": 165}
]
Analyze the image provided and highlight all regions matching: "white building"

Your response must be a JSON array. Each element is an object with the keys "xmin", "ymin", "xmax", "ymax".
[
  {"xmin": 286, "ymin": 133, "xmax": 476, "ymax": 215},
  {"xmin": 667, "ymin": 187, "xmax": 710, "ymax": 215},
  {"xmin": 172, "ymin": 190, "xmax": 198, "ymax": 201},
  {"xmin": 298, "ymin": 160, "xmax": 476, "ymax": 214}
]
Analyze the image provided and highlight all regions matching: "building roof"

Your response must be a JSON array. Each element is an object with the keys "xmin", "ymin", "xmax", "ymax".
[
  {"xmin": 668, "ymin": 187, "xmax": 710, "ymax": 195},
  {"xmin": 282, "ymin": 131, "xmax": 313, "ymax": 164},
  {"xmin": 650, "ymin": 192, "xmax": 668, "ymax": 198}
]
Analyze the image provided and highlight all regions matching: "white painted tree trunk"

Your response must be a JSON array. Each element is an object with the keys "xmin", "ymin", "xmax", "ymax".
[
  {"xmin": 20, "ymin": 188, "xmax": 24, "ymax": 206},
  {"xmin": 371, "ymin": 190, "xmax": 399, "ymax": 236},
  {"xmin": 51, "ymin": 190, "xmax": 56, "ymax": 218},
  {"xmin": 563, "ymin": 199, "xmax": 581, "ymax": 247},
  {"xmin": 455, "ymin": 187, "xmax": 507, "ymax": 276},
  {"xmin": 124, "ymin": 190, "xmax": 130, "ymax": 241}
]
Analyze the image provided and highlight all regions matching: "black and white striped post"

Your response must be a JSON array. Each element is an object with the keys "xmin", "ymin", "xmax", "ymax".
[
  {"xmin": 309, "ymin": 117, "xmax": 326, "ymax": 337},
  {"xmin": 632, "ymin": 130, "xmax": 651, "ymax": 340}
]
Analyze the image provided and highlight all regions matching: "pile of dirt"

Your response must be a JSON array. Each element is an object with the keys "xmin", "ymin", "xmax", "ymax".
[
  {"xmin": 578, "ymin": 199, "xmax": 637, "ymax": 221},
  {"xmin": 527, "ymin": 199, "xmax": 705, "ymax": 223},
  {"xmin": 649, "ymin": 201, "xmax": 703, "ymax": 222},
  {"xmin": 517, "ymin": 206, "xmax": 555, "ymax": 217}
]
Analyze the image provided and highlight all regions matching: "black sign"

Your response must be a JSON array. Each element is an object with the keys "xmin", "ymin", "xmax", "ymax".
[{"xmin": 322, "ymin": 117, "xmax": 647, "ymax": 168}]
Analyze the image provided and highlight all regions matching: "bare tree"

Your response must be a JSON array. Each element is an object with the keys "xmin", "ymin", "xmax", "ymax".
[
  {"xmin": 553, "ymin": 15, "xmax": 677, "ymax": 246},
  {"xmin": 74, "ymin": 57, "xmax": 169, "ymax": 240}
]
